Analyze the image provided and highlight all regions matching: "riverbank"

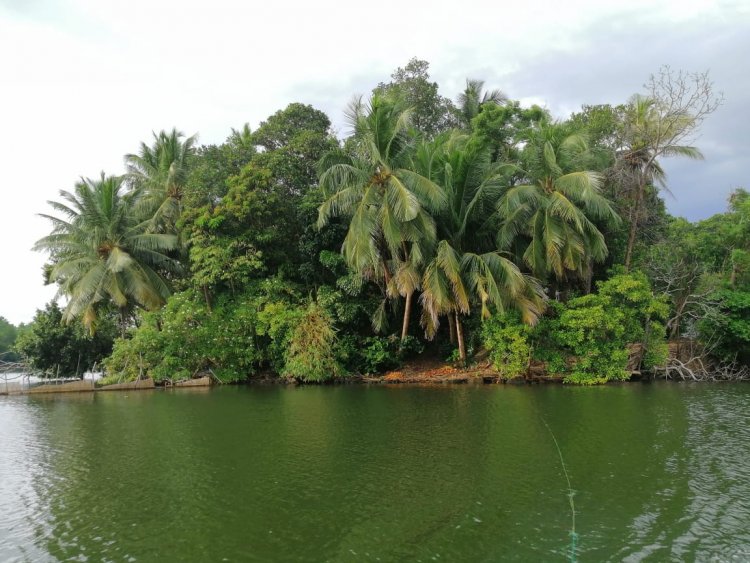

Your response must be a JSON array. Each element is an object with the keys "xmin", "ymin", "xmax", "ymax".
[{"xmin": 5, "ymin": 342, "xmax": 746, "ymax": 396}]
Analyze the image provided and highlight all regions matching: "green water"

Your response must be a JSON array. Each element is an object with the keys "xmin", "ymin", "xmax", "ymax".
[{"xmin": 1, "ymin": 383, "xmax": 749, "ymax": 562}]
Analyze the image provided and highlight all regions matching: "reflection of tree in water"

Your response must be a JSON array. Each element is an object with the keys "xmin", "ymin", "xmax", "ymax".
[{"xmin": 5, "ymin": 385, "xmax": 747, "ymax": 561}]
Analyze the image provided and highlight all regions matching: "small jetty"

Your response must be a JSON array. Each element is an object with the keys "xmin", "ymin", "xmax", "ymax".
[
  {"xmin": 27, "ymin": 379, "xmax": 95, "ymax": 394},
  {"xmin": 99, "ymin": 378, "xmax": 156, "ymax": 391},
  {"xmin": 172, "ymin": 376, "xmax": 212, "ymax": 388},
  {"xmin": 1, "ymin": 373, "xmax": 212, "ymax": 396}
]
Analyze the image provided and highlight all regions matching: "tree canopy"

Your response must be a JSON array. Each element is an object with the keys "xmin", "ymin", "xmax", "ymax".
[{"xmin": 26, "ymin": 60, "xmax": 738, "ymax": 383}]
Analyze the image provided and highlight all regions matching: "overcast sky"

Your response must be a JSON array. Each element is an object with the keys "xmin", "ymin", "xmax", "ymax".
[{"xmin": 1, "ymin": 0, "xmax": 748, "ymax": 325}]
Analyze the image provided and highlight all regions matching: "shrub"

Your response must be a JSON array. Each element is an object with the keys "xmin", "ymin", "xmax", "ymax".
[
  {"xmin": 103, "ymin": 317, "xmax": 164, "ymax": 382},
  {"xmin": 398, "ymin": 335, "xmax": 424, "ymax": 359},
  {"xmin": 104, "ymin": 290, "xmax": 263, "ymax": 383},
  {"xmin": 552, "ymin": 296, "xmax": 630, "ymax": 384},
  {"xmin": 361, "ymin": 336, "xmax": 401, "ymax": 374},
  {"xmin": 481, "ymin": 313, "xmax": 531, "ymax": 379},
  {"xmin": 549, "ymin": 272, "xmax": 669, "ymax": 384},
  {"xmin": 256, "ymin": 300, "xmax": 305, "ymax": 373},
  {"xmin": 282, "ymin": 304, "xmax": 345, "ymax": 382},
  {"xmin": 700, "ymin": 289, "xmax": 750, "ymax": 364}
]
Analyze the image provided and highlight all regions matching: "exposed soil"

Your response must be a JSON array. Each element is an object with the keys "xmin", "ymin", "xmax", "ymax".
[{"xmin": 364, "ymin": 355, "xmax": 501, "ymax": 384}]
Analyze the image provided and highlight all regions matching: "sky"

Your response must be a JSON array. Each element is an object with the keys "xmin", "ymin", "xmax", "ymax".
[{"xmin": 1, "ymin": 0, "xmax": 748, "ymax": 325}]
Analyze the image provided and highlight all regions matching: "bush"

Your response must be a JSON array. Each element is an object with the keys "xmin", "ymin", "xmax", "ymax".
[
  {"xmin": 104, "ymin": 290, "xmax": 263, "ymax": 383},
  {"xmin": 282, "ymin": 304, "xmax": 345, "ymax": 382},
  {"xmin": 256, "ymin": 300, "xmax": 305, "ymax": 373},
  {"xmin": 481, "ymin": 313, "xmax": 531, "ymax": 379},
  {"xmin": 524, "ymin": 272, "xmax": 669, "ymax": 384},
  {"xmin": 700, "ymin": 289, "xmax": 750, "ymax": 364},
  {"xmin": 103, "ymin": 317, "xmax": 164, "ymax": 382},
  {"xmin": 16, "ymin": 302, "xmax": 117, "ymax": 377},
  {"xmin": 551, "ymin": 296, "xmax": 631, "ymax": 384},
  {"xmin": 361, "ymin": 336, "xmax": 401, "ymax": 374},
  {"xmin": 398, "ymin": 335, "xmax": 425, "ymax": 359}
]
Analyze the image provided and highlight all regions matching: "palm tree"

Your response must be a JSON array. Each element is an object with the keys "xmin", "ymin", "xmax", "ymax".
[
  {"xmin": 497, "ymin": 122, "xmax": 619, "ymax": 282},
  {"xmin": 419, "ymin": 136, "xmax": 545, "ymax": 362},
  {"xmin": 457, "ymin": 79, "xmax": 507, "ymax": 129},
  {"xmin": 125, "ymin": 128, "xmax": 197, "ymax": 232},
  {"xmin": 317, "ymin": 94, "xmax": 446, "ymax": 341},
  {"xmin": 619, "ymin": 95, "xmax": 703, "ymax": 269},
  {"xmin": 34, "ymin": 174, "xmax": 182, "ymax": 335}
]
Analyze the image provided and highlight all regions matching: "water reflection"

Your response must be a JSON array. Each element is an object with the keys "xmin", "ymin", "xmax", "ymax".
[{"xmin": 0, "ymin": 383, "xmax": 748, "ymax": 561}]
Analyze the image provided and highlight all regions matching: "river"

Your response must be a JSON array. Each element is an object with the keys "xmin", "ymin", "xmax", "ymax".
[{"xmin": 1, "ymin": 383, "xmax": 748, "ymax": 561}]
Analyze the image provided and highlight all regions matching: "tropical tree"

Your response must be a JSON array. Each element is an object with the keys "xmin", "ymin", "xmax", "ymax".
[
  {"xmin": 418, "ymin": 135, "xmax": 545, "ymax": 362},
  {"xmin": 125, "ymin": 128, "xmax": 197, "ymax": 232},
  {"xmin": 373, "ymin": 58, "xmax": 459, "ymax": 137},
  {"xmin": 15, "ymin": 301, "xmax": 117, "ymax": 377},
  {"xmin": 184, "ymin": 124, "xmax": 256, "ymax": 210},
  {"xmin": 34, "ymin": 174, "xmax": 182, "ymax": 335},
  {"xmin": 497, "ymin": 122, "xmax": 619, "ymax": 284},
  {"xmin": 470, "ymin": 101, "xmax": 548, "ymax": 164},
  {"xmin": 0, "ymin": 317, "xmax": 20, "ymax": 361},
  {"xmin": 618, "ymin": 96, "xmax": 701, "ymax": 268},
  {"xmin": 317, "ymin": 94, "xmax": 446, "ymax": 341},
  {"xmin": 619, "ymin": 67, "xmax": 721, "ymax": 269},
  {"xmin": 457, "ymin": 79, "xmax": 506, "ymax": 129}
]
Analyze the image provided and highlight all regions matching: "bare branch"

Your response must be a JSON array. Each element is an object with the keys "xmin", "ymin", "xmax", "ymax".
[{"xmin": 644, "ymin": 65, "xmax": 725, "ymax": 148}]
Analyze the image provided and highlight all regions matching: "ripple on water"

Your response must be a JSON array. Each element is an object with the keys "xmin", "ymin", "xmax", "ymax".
[{"xmin": 1, "ymin": 383, "xmax": 749, "ymax": 562}]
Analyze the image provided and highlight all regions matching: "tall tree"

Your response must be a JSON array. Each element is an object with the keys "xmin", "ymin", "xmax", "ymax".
[
  {"xmin": 374, "ymin": 58, "xmax": 459, "ymax": 137},
  {"xmin": 35, "ymin": 174, "xmax": 182, "ymax": 334},
  {"xmin": 457, "ymin": 79, "xmax": 507, "ymax": 129},
  {"xmin": 184, "ymin": 124, "xmax": 256, "ymax": 210},
  {"xmin": 497, "ymin": 122, "xmax": 619, "ymax": 284},
  {"xmin": 125, "ymin": 128, "xmax": 197, "ymax": 232},
  {"xmin": 619, "ymin": 67, "xmax": 722, "ymax": 269},
  {"xmin": 182, "ymin": 105, "xmax": 338, "ymax": 305},
  {"xmin": 470, "ymin": 101, "xmax": 548, "ymax": 162},
  {"xmin": 417, "ymin": 135, "xmax": 544, "ymax": 362},
  {"xmin": 317, "ymin": 94, "xmax": 446, "ymax": 340}
]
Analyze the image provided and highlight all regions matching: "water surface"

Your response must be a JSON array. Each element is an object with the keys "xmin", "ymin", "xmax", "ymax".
[{"xmin": 1, "ymin": 383, "xmax": 748, "ymax": 561}]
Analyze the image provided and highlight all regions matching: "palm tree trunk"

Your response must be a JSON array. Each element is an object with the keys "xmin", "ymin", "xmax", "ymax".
[
  {"xmin": 400, "ymin": 290, "xmax": 413, "ymax": 343},
  {"xmin": 625, "ymin": 179, "xmax": 645, "ymax": 271},
  {"xmin": 448, "ymin": 312, "xmax": 456, "ymax": 344},
  {"xmin": 584, "ymin": 258, "xmax": 593, "ymax": 294},
  {"xmin": 456, "ymin": 314, "xmax": 466, "ymax": 364}
]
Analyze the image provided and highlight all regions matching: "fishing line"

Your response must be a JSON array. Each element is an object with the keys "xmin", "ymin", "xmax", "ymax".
[{"xmin": 542, "ymin": 417, "xmax": 578, "ymax": 563}]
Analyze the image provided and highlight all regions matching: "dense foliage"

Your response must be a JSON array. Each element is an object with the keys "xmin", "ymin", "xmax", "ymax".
[
  {"xmin": 23, "ymin": 60, "xmax": 742, "ymax": 384},
  {"xmin": 0, "ymin": 316, "xmax": 23, "ymax": 362},
  {"xmin": 15, "ymin": 302, "xmax": 116, "ymax": 377},
  {"xmin": 541, "ymin": 273, "xmax": 669, "ymax": 384}
]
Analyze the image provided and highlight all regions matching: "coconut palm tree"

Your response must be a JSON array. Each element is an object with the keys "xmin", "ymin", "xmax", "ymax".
[
  {"xmin": 457, "ymin": 79, "xmax": 507, "ymax": 129},
  {"xmin": 317, "ymin": 94, "xmax": 446, "ymax": 341},
  {"xmin": 34, "ymin": 174, "xmax": 182, "ymax": 335},
  {"xmin": 125, "ymin": 128, "xmax": 197, "ymax": 232},
  {"xmin": 619, "ymin": 95, "xmax": 703, "ymax": 269},
  {"xmin": 497, "ymin": 122, "xmax": 619, "ymax": 282},
  {"xmin": 418, "ymin": 136, "xmax": 545, "ymax": 362}
]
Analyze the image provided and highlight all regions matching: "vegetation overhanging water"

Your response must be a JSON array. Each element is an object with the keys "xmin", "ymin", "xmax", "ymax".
[{"xmin": 2, "ymin": 59, "xmax": 746, "ymax": 389}]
